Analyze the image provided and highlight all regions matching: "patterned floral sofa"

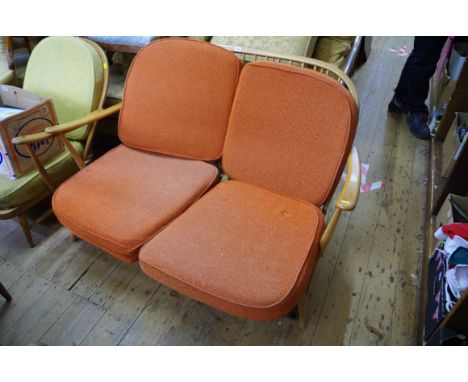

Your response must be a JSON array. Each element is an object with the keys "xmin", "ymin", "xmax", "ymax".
[{"xmin": 210, "ymin": 36, "xmax": 358, "ymax": 70}]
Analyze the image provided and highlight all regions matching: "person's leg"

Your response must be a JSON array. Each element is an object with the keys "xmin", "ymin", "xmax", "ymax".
[
  {"xmin": 389, "ymin": 37, "xmax": 448, "ymax": 139},
  {"xmin": 391, "ymin": 36, "xmax": 447, "ymax": 113}
]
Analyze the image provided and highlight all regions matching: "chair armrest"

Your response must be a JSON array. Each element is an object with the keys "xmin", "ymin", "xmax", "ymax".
[
  {"xmin": 320, "ymin": 146, "xmax": 360, "ymax": 252},
  {"xmin": 336, "ymin": 145, "xmax": 361, "ymax": 211},
  {"xmin": 12, "ymin": 102, "xmax": 122, "ymax": 145},
  {"xmin": 45, "ymin": 102, "xmax": 122, "ymax": 135},
  {"xmin": 11, "ymin": 131, "xmax": 53, "ymax": 145}
]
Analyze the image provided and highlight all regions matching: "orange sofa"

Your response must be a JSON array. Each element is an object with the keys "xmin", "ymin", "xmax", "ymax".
[
  {"xmin": 139, "ymin": 61, "xmax": 358, "ymax": 321},
  {"xmin": 46, "ymin": 38, "xmax": 360, "ymax": 325}
]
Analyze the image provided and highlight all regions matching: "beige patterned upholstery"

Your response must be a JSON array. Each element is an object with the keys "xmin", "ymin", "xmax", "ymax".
[
  {"xmin": 312, "ymin": 37, "xmax": 355, "ymax": 69},
  {"xmin": 211, "ymin": 36, "xmax": 318, "ymax": 57}
]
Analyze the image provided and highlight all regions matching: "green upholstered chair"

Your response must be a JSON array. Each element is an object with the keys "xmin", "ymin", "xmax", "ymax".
[{"xmin": 0, "ymin": 36, "xmax": 113, "ymax": 247}]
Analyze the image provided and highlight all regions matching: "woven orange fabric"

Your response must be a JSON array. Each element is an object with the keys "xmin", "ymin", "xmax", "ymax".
[
  {"xmin": 53, "ymin": 145, "xmax": 218, "ymax": 263},
  {"xmin": 223, "ymin": 61, "xmax": 358, "ymax": 206},
  {"xmin": 119, "ymin": 38, "xmax": 240, "ymax": 161},
  {"xmin": 139, "ymin": 180, "xmax": 324, "ymax": 320}
]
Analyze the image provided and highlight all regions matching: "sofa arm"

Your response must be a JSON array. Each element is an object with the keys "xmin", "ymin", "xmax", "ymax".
[
  {"xmin": 44, "ymin": 102, "xmax": 122, "ymax": 135},
  {"xmin": 11, "ymin": 102, "xmax": 123, "ymax": 188},
  {"xmin": 320, "ymin": 146, "xmax": 361, "ymax": 252},
  {"xmin": 336, "ymin": 145, "xmax": 361, "ymax": 211},
  {"xmin": 12, "ymin": 102, "xmax": 122, "ymax": 146}
]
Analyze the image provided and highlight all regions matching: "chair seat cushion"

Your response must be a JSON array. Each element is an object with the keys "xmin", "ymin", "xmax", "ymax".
[
  {"xmin": 139, "ymin": 180, "xmax": 324, "ymax": 320},
  {"xmin": 0, "ymin": 140, "xmax": 83, "ymax": 209},
  {"xmin": 52, "ymin": 144, "xmax": 218, "ymax": 263}
]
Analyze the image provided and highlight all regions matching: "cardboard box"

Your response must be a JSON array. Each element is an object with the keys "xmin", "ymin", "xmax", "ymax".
[
  {"xmin": 441, "ymin": 112, "xmax": 468, "ymax": 178},
  {"xmin": 435, "ymin": 193, "xmax": 468, "ymax": 228},
  {"xmin": 0, "ymin": 85, "xmax": 62, "ymax": 180}
]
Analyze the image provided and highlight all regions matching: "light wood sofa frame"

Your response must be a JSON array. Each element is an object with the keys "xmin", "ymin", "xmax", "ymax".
[{"xmin": 12, "ymin": 45, "xmax": 360, "ymax": 327}]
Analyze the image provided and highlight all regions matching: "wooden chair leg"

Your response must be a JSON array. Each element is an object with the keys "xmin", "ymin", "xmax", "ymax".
[
  {"xmin": 4, "ymin": 37, "xmax": 15, "ymax": 70},
  {"xmin": 18, "ymin": 213, "xmax": 34, "ymax": 248},
  {"xmin": 25, "ymin": 37, "xmax": 35, "ymax": 54},
  {"xmin": 0, "ymin": 282, "xmax": 12, "ymax": 302},
  {"xmin": 297, "ymin": 293, "xmax": 309, "ymax": 329}
]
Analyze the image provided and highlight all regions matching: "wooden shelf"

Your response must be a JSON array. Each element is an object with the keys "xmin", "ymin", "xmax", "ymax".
[{"xmin": 421, "ymin": 43, "xmax": 468, "ymax": 344}]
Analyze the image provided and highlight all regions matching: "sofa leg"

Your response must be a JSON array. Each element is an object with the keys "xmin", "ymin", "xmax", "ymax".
[
  {"xmin": 18, "ymin": 213, "xmax": 34, "ymax": 248},
  {"xmin": 297, "ymin": 293, "xmax": 309, "ymax": 329},
  {"xmin": 71, "ymin": 233, "xmax": 78, "ymax": 242},
  {"xmin": 0, "ymin": 282, "xmax": 12, "ymax": 301}
]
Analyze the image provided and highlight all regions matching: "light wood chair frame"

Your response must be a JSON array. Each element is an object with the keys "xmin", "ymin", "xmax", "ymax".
[
  {"xmin": 217, "ymin": 45, "xmax": 361, "ymax": 327},
  {"xmin": 0, "ymin": 38, "xmax": 114, "ymax": 247}
]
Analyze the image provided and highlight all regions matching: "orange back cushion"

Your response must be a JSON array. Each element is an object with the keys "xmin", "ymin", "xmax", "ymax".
[
  {"xmin": 119, "ymin": 38, "xmax": 240, "ymax": 160},
  {"xmin": 223, "ymin": 62, "xmax": 358, "ymax": 206}
]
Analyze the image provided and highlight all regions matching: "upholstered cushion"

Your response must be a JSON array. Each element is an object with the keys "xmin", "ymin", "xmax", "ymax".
[
  {"xmin": 88, "ymin": 36, "xmax": 159, "ymax": 46},
  {"xmin": 52, "ymin": 144, "xmax": 219, "ymax": 263},
  {"xmin": 139, "ymin": 180, "xmax": 324, "ymax": 320},
  {"xmin": 23, "ymin": 37, "xmax": 104, "ymax": 141},
  {"xmin": 211, "ymin": 36, "xmax": 317, "ymax": 57},
  {"xmin": 313, "ymin": 37, "xmax": 355, "ymax": 69},
  {"xmin": 187, "ymin": 36, "xmax": 211, "ymax": 42},
  {"xmin": 223, "ymin": 61, "xmax": 358, "ymax": 206},
  {"xmin": 0, "ymin": 37, "xmax": 9, "ymax": 78},
  {"xmin": 119, "ymin": 38, "xmax": 240, "ymax": 161},
  {"xmin": 0, "ymin": 141, "xmax": 82, "ymax": 209}
]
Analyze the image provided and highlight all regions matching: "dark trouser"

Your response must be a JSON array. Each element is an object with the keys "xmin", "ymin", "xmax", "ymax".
[{"xmin": 394, "ymin": 36, "xmax": 448, "ymax": 113}]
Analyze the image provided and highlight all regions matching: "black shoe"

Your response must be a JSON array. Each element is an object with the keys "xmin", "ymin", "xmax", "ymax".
[
  {"xmin": 407, "ymin": 112, "xmax": 431, "ymax": 140},
  {"xmin": 388, "ymin": 96, "xmax": 408, "ymax": 114}
]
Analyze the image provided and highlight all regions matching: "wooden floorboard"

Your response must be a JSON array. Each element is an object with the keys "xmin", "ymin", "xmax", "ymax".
[{"xmin": 0, "ymin": 36, "xmax": 427, "ymax": 345}]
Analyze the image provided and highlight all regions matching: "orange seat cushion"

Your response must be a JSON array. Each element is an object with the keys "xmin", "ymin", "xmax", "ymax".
[
  {"xmin": 52, "ymin": 145, "xmax": 218, "ymax": 263},
  {"xmin": 119, "ymin": 38, "xmax": 240, "ymax": 161},
  {"xmin": 223, "ymin": 61, "xmax": 358, "ymax": 206},
  {"xmin": 139, "ymin": 181, "xmax": 324, "ymax": 320}
]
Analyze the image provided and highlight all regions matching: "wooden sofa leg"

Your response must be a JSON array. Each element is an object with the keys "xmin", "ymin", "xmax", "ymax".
[
  {"xmin": 71, "ymin": 233, "xmax": 78, "ymax": 242},
  {"xmin": 18, "ymin": 213, "xmax": 34, "ymax": 248},
  {"xmin": 0, "ymin": 282, "xmax": 12, "ymax": 302},
  {"xmin": 297, "ymin": 293, "xmax": 309, "ymax": 329}
]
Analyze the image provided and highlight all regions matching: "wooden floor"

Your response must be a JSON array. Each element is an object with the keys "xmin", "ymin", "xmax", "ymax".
[{"xmin": 0, "ymin": 36, "xmax": 428, "ymax": 345}]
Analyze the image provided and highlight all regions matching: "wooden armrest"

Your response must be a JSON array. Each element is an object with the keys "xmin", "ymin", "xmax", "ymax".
[
  {"xmin": 336, "ymin": 145, "xmax": 361, "ymax": 211},
  {"xmin": 12, "ymin": 103, "xmax": 122, "ymax": 145},
  {"xmin": 320, "ymin": 146, "xmax": 361, "ymax": 252},
  {"xmin": 12, "ymin": 131, "xmax": 53, "ymax": 145},
  {"xmin": 44, "ymin": 102, "xmax": 122, "ymax": 135}
]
